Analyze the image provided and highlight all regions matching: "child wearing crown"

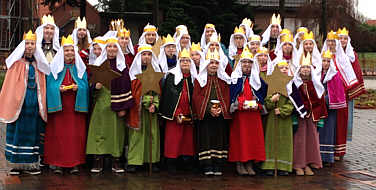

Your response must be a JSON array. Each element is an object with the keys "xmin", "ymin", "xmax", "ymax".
[
  {"xmin": 35, "ymin": 15, "xmax": 60, "ymax": 63},
  {"xmin": 0, "ymin": 31, "xmax": 49, "ymax": 175},
  {"xmin": 159, "ymin": 49, "xmax": 197, "ymax": 173},
  {"xmin": 44, "ymin": 35, "xmax": 89, "ymax": 174},
  {"xmin": 158, "ymin": 34, "xmax": 177, "ymax": 72},
  {"xmin": 228, "ymin": 47, "xmax": 267, "ymax": 176},
  {"xmin": 228, "ymin": 27, "xmax": 247, "ymax": 68},
  {"xmin": 72, "ymin": 17, "xmax": 92, "ymax": 66},
  {"xmin": 292, "ymin": 53, "xmax": 327, "ymax": 176},
  {"xmin": 192, "ymin": 49, "xmax": 232, "ymax": 176}
]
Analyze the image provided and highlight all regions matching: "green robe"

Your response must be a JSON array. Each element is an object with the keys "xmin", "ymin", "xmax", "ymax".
[
  {"xmin": 128, "ymin": 92, "xmax": 160, "ymax": 165},
  {"xmin": 261, "ymin": 95, "xmax": 294, "ymax": 172},
  {"xmin": 86, "ymin": 87, "xmax": 125, "ymax": 157}
]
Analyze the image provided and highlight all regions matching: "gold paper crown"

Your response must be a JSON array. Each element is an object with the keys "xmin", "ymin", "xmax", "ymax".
[
  {"xmin": 257, "ymin": 46, "xmax": 269, "ymax": 54},
  {"xmin": 143, "ymin": 23, "xmax": 157, "ymax": 33},
  {"xmin": 190, "ymin": 42, "xmax": 201, "ymax": 52},
  {"xmin": 327, "ymin": 30, "xmax": 338, "ymax": 40},
  {"xmin": 92, "ymin": 37, "xmax": 106, "ymax": 45},
  {"xmin": 61, "ymin": 35, "xmax": 74, "ymax": 46},
  {"xmin": 280, "ymin": 28, "xmax": 292, "ymax": 36},
  {"xmin": 23, "ymin": 30, "xmax": 37, "ymax": 41},
  {"xmin": 179, "ymin": 48, "xmax": 191, "ymax": 59},
  {"xmin": 240, "ymin": 46, "xmax": 253, "ymax": 60},
  {"xmin": 233, "ymin": 27, "xmax": 245, "ymax": 35},
  {"xmin": 138, "ymin": 44, "xmax": 152, "ymax": 52},
  {"xmin": 110, "ymin": 19, "xmax": 124, "ymax": 31},
  {"xmin": 270, "ymin": 13, "xmax": 281, "ymax": 25},
  {"xmin": 303, "ymin": 31, "xmax": 314, "ymax": 41},
  {"xmin": 41, "ymin": 15, "xmax": 55, "ymax": 25},
  {"xmin": 117, "ymin": 28, "xmax": 131, "ymax": 38},
  {"xmin": 209, "ymin": 33, "xmax": 221, "ymax": 44},
  {"xmin": 163, "ymin": 34, "xmax": 175, "ymax": 45},
  {"xmin": 337, "ymin": 27, "xmax": 349, "ymax": 36},
  {"xmin": 249, "ymin": 35, "xmax": 261, "ymax": 42},
  {"xmin": 206, "ymin": 49, "xmax": 220, "ymax": 61},
  {"xmin": 278, "ymin": 60, "xmax": 288, "ymax": 67},
  {"xmin": 281, "ymin": 33, "xmax": 294, "ymax": 43},
  {"xmin": 322, "ymin": 50, "xmax": 333, "ymax": 59},
  {"xmin": 241, "ymin": 18, "xmax": 253, "ymax": 28},
  {"xmin": 75, "ymin": 17, "xmax": 87, "ymax": 29},
  {"xmin": 297, "ymin": 27, "xmax": 308, "ymax": 34},
  {"xmin": 301, "ymin": 52, "xmax": 312, "ymax": 66},
  {"xmin": 205, "ymin": 23, "xmax": 215, "ymax": 29},
  {"xmin": 106, "ymin": 38, "xmax": 118, "ymax": 44}
]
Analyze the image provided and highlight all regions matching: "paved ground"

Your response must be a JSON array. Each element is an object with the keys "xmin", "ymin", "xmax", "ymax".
[{"xmin": 0, "ymin": 109, "xmax": 375, "ymax": 190}]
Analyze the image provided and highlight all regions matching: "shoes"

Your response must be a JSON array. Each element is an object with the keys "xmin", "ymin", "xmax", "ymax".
[
  {"xmin": 70, "ymin": 166, "xmax": 79, "ymax": 175},
  {"xmin": 152, "ymin": 165, "xmax": 160, "ymax": 173},
  {"xmin": 244, "ymin": 161, "xmax": 256, "ymax": 176},
  {"xmin": 278, "ymin": 171, "xmax": 289, "ymax": 176},
  {"xmin": 236, "ymin": 162, "xmax": 248, "ymax": 176},
  {"xmin": 112, "ymin": 158, "xmax": 125, "ymax": 173},
  {"xmin": 9, "ymin": 169, "xmax": 22, "ymax": 175},
  {"xmin": 91, "ymin": 155, "xmax": 104, "ymax": 173},
  {"xmin": 295, "ymin": 168, "xmax": 304, "ymax": 176},
  {"xmin": 23, "ymin": 169, "xmax": 42, "ymax": 175},
  {"xmin": 53, "ymin": 167, "xmax": 63, "ymax": 175},
  {"xmin": 127, "ymin": 165, "xmax": 137, "ymax": 173},
  {"xmin": 167, "ymin": 159, "xmax": 177, "ymax": 174},
  {"xmin": 265, "ymin": 170, "xmax": 275, "ymax": 176},
  {"xmin": 304, "ymin": 166, "xmax": 314, "ymax": 176},
  {"xmin": 203, "ymin": 166, "xmax": 214, "ymax": 176},
  {"xmin": 213, "ymin": 166, "xmax": 222, "ymax": 176}
]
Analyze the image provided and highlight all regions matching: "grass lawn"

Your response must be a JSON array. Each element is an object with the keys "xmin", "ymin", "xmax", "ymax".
[{"xmin": 354, "ymin": 89, "xmax": 376, "ymax": 109}]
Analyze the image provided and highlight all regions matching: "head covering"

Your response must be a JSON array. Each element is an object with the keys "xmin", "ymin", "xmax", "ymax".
[
  {"xmin": 158, "ymin": 34, "xmax": 177, "ymax": 72},
  {"xmin": 321, "ymin": 30, "xmax": 357, "ymax": 87},
  {"xmin": 72, "ymin": 17, "xmax": 93, "ymax": 45},
  {"xmin": 173, "ymin": 25, "xmax": 188, "ymax": 39},
  {"xmin": 297, "ymin": 31, "xmax": 322, "ymax": 73},
  {"xmin": 239, "ymin": 18, "xmax": 254, "ymax": 39},
  {"xmin": 92, "ymin": 37, "xmax": 126, "ymax": 73},
  {"xmin": 228, "ymin": 27, "xmax": 247, "ymax": 60},
  {"xmin": 204, "ymin": 33, "xmax": 229, "ymax": 71},
  {"xmin": 200, "ymin": 23, "xmax": 217, "ymax": 48},
  {"xmin": 337, "ymin": 27, "xmax": 355, "ymax": 62},
  {"xmin": 168, "ymin": 48, "xmax": 198, "ymax": 85},
  {"xmin": 261, "ymin": 14, "xmax": 282, "ymax": 46},
  {"xmin": 50, "ymin": 35, "xmax": 86, "ymax": 79},
  {"xmin": 35, "ymin": 15, "xmax": 60, "ymax": 51},
  {"xmin": 293, "ymin": 27, "xmax": 308, "ymax": 47},
  {"xmin": 88, "ymin": 36, "xmax": 106, "ymax": 65},
  {"xmin": 275, "ymin": 28, "xmax": 292, "ymax": 55},
  {"xmin": 138, "ymin": 23, "xmax": 159, "ymax": 45},
  {"xmin": 273, "ymin": 33, "xmax": 299, "ymax": 76},
  {"xmin": 292, "ymin": 53, "xmax": 325, "ymax": 98},
  {"xmin": 175, "ymin": 27, "xmax": 191, "ymax": 52},
  {"xmin": 196, "ymin": 49, "xmax": 231, "ymax": 87},
  {"xmin": 321, "ymin": 50, "xmax": 338, "ymax": 84},
  {"xmin": 103, "ymin": 29, "xmax": 135, "ymax": 56},
  {"xmin": 231, "ymin": 47, "xmax": 261, "ymax": 90},
  {"xmin": 129, "ymin": 44, "xmax": 161, "ymax": 81},
  {"xmin": 6, "ymin": 30, "xmax": 50, "ymax": 75},
  {"xmin": 190, "ymin": 42, "xmax": 205, "ymax": 69}
]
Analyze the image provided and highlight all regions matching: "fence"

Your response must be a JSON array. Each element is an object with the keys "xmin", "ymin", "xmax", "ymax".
[{"xmin": 359, "ymin": 52, "xmax": 376, "ymax": 76}]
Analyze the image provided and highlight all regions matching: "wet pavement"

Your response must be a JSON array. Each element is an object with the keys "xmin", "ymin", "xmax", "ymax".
[{"xmin": 0, "ymin": 109, "xmax": 375, "ymax": 190}]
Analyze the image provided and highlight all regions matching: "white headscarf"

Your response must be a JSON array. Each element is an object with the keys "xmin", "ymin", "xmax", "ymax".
[
  {"xmin": 138, "ymin": 24, "xmax": 159, "ymax": 45},
  {"xmin": 200, "ymin": 25, "xmax": 217, "ymax": 49},
  {"xmin": 272, "ymin": 41, "xmax": 299, "ymax": 76},
  {"xmin": 196, "ymin": 58, "xmax": 232, "ymax": 88},
  {"xmin": 92, "ymin": 38, "xmax": 126, "ymax": 73},
  {"xmin": 72, "ymin": 28, "xmax": 92, "ymax": 46},
  {"xmin": 338, "ymin": 34, "xmax": 355, "ymax": 63},
  {"xmin": 173, "ymin": 25, "xmax": 188, "ymax": 39},
  {"xmin": 88, "ymin": 36, "xmax": 106, "ymax": 65},
  {"xmin": 261, "ymin": 24, "xmax": 282, "ymax": 46},
  {"xmin": 129, "ymin": 44, "xmax": 161, "ymax": 81},
  {"xmin": 293, "ymin": 30, "xmax": 305, "ymax": 48},
  {"xmin": 297, "ymin": 39, "xmax": 322, "ymax": 74},
  {"xmin": 158, "ymin": 41, "xmax": 177, "ymax": 73},
  {"xmin": 175, "ymin": 30, "xmax": 191, "ymax": 52},
  {"xmin": 204, "ymin": 33, "xmax": 229, "ymax": 71},
  {"xmin": 5, "ymin": 40, "xmax": 50, "ymax": 75},
  {"xmin": 239, "ymin": 23, "xmax": 254, "ymax": 39},
  {"xmin": 231, "ymin": 56, "xmax": 261, "ymax": 90},
  {"xmin": 228, "ymin": 33, "xmax": 247, "ymax": 60},
  {"xmin": 168, "ymin": 57, "xmax": 198, "ymax": 85},
  {"xmin": 50, "ymin": 44, "xmax": 86, "ymax": 80},
  {"xmin": 321, "ymin": 39, "xmax": 357, "ymax": 87},
  {"xmin": 191, "ymin": 49, "xmax": 205, "ymax": 70},
  {"xmin": 292, "ymin": 64, "xmax": 325, "ymax": 98},
  {"xmin": 322, "ymin": 58, "xmax": 338, "ymax": 84},
  {"xmin": 35, "ymin": 23, "xmax": 60, "ymax": 52},
  {"xmin": 103, "ymin": 30, "xmax": 135, "ymax": 55}
]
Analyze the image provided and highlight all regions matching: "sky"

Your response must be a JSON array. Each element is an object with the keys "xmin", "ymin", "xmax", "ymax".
[{"xmin": 88, "ymin": 0, "xmax": 376, "ymax": 20}]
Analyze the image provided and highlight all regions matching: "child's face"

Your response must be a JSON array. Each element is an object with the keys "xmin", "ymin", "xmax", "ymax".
[{"xmin": 278, "ymin": 65, "xmax": 289, "ymax": 75}]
